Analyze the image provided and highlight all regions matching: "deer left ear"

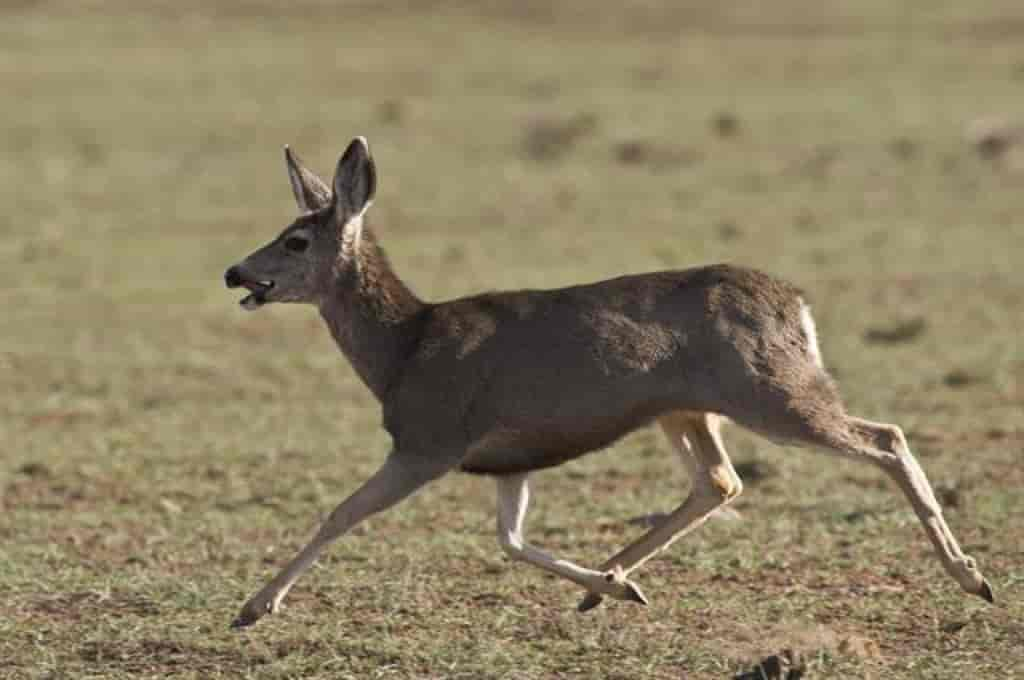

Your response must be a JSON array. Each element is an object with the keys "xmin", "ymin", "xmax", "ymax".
[
  {"xmin": 332, "ymin": 137, "xmax": 376, "ymax": 222},
  {"xmin": 284, "ymin": 146, "xmax": 331, "ymax": 213}
]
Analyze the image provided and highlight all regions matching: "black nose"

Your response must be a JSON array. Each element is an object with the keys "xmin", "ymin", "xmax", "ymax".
[{"xmin": 224, "ymin": 266, "xmax": 243, "ymax": 288}]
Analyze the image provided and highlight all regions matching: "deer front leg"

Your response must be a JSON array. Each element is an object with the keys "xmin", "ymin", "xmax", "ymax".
[
  {"xmin": 496, "ymin": 473, "xmax": 648, "ymax": 606},
  {"xmin": 232, "ymin": 452, "xmax": 453, "ymax": 628}
]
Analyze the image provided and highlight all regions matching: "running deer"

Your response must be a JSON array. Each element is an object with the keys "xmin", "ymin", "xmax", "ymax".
[{"xmin": 224, "ymin": 137, "xmax": 993, "ymax": 628}]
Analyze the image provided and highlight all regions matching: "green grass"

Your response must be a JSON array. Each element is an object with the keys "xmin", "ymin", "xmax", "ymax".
[{"xmin": 2, "ymin": 2, "xmax": 1023, "ymax": 678}]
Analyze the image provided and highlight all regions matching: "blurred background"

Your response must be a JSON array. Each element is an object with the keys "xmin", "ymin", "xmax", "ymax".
[{"xmin": 2, "ymin": 2, "xmax": 1022, "ymax": 678}]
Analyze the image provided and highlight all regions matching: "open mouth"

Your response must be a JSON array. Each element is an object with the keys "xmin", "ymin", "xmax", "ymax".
[{"xmin": 237, "ymin": 280, "xmax": 275, "ymax": 310}]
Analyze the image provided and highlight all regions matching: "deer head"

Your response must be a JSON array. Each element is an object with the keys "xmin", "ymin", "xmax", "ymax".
[{"xmin": 224, "ymin": 137, "xmax": 377, "ymax": 310}]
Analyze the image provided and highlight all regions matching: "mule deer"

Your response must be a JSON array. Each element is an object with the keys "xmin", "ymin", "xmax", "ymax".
[{"xmin": 224, "ymin": 137, "xmax": 993, "ymax": 628}]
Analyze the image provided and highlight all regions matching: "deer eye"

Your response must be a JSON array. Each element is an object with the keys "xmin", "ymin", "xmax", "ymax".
[{"xmin": 284, "ymin": 236, "xmax": 309, "ymax": 253}]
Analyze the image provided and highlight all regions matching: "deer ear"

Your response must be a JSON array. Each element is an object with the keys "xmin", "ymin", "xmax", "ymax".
[
  {"xmin": 332, "ymin": 136, "xmax": 376, "ymax": 222},
  {"xmin": 284, "ymin": 146, "xmax": 331, "ymax": 213}
]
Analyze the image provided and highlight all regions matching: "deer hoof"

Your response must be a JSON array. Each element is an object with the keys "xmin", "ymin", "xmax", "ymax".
[
  {"xmin": 602, "ymin": 566, "xmax": 648, "ymax": 605},
  {"xmin": 623, "ymin": 581, "xmax": 649, "ymax": 606},
  {"xmin": 577, "ymin": 592, "xmax": 604, "ymax": 613},
  {"xmin": 576, "ymin": 581, "xmax": 648, "ymax": 612},
  {"xmin": 230, "ymin": 597, "xmax": 275, "ymax": 629},
  {"xmin": 230, "ymin": 612, "xmax": 258, "ymax": 629},
  {"xmin": 977, "ymin": 579, "xmax": 994, "ymax": 604},
  {"xmin": 577, "ymin": 568, "xmax": 649, "ymax": 612}
]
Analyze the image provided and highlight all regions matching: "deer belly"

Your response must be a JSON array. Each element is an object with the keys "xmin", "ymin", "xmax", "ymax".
[
  {"xmin": 459, "ymin": 416, "xmax": 654, "ymax": 476},
  {"xmin": 458, "ymin": 446, "xmax": 592, "ymax": 475}
]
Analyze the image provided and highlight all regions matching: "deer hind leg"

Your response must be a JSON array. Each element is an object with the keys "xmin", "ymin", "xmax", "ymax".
[
  {"xmin": 829, "ymin": 416, "xmax": 992, "ymax": 602},
  {"xmin": 496, "ymin": 473, "xmax": 648, "ymax": 605},
  {"xmin": 739, "ymin": 385, "xmax": 993, "ymax": 604},
  {"xmin": 577, "ymin": 411, "xmax": 742, "ymax": 612}
]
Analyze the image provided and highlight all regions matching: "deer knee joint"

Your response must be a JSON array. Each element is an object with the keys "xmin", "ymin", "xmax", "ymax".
[
  {"xmin": 874, "ymin": 423, "xmax": 908, "ymax": 455},
  {"xmin": 856, "ymin": 421, "xmax": 909, "ymax": 456},
  {"xmin": 888, "ymin": 424, "xmax": 909, "ymax": 454}
]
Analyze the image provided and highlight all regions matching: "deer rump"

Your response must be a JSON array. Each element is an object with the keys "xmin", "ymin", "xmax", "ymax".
[{"xmin": 386, "ymin": 264, "xmax": 820, "ymax": 477}]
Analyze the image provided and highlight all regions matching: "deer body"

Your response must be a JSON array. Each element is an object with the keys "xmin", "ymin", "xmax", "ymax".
[
  {"xmin": 382, "ymin": 266, "xmax": 814, "ymax": 476},
  {"xmin": 225, "ymin": 138, "xmax": 992, "ymax": 628}
]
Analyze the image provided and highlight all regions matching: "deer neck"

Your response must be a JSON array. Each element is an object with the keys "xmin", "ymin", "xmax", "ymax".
[{"xmin": 319, "ymin": 231, "xmax": 425, "ymax": 401}]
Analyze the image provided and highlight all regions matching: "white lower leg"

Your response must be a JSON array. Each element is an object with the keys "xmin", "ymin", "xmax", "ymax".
[{"xmin": 496, "ymin": 474, "xmax": 647, "ymax": 603}]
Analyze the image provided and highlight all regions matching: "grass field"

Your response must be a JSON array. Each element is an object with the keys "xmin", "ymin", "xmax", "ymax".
[{"xmin": 2, "ymin": 1, "xmax": 1023, "ymax": 678}]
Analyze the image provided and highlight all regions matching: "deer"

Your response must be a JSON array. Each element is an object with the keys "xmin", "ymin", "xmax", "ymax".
[{"xmin": 224, "ymin": 137, "xmax": 993, "ymax": 628}]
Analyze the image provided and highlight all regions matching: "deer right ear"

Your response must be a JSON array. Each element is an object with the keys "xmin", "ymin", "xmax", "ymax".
[
  {"xmin": 331, "ymin": 137, "xmax": 377, "ymax": 221},
  {"xmin": 284, "ymin": 146, "xmax": 331, "ymax": 213}
]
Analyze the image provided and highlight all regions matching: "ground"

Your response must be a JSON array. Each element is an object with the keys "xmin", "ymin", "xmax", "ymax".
[{"xmin": 1, "ymin": 1, "xmax": 1022, "ymax": 678}]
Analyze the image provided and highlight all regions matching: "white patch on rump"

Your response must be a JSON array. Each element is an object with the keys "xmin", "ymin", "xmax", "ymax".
[{"xmin": 798, "ymin": 298, "xmax": 824, "ymax": 368}]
